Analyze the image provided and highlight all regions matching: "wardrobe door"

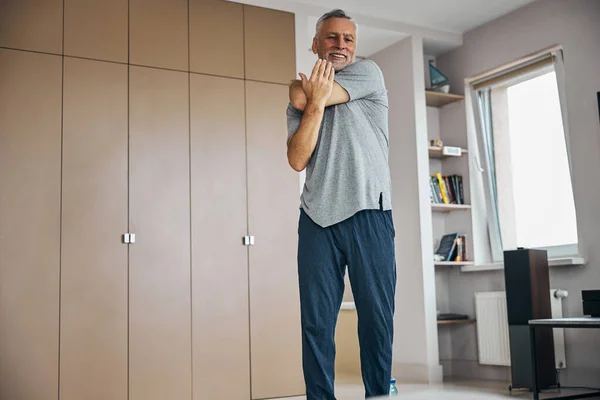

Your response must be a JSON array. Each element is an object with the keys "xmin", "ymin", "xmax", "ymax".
[
  {"xmin": 246, "ymin": 81, "xmax": 304, "ymax": 399},
  {"xmin": 130, "ymin": 0, "xmax": 188, "ymax": 71},
  {"xmin": 189, "ymin": 0, "xmax": 244, "ymax": 78},
  {"xmin": 0, "ymin": 49, "xmax": 62, "ymax": 400},
  {"xmin": 190, "ymin": 74, "xmax": 249, "ymax": 400},
  {"xmin": 60, "ymin": 57, "xmax": 128, "ymax": 400},
  {"xmin": 129, "ymin": 65, "xmax": 191, "ymax": 400},
  {"xmin": 0, "ymin": 0, "xmax": 63, "ymax": 54},
  {"xmin": 64, "ymin": 0, "xmax": 128, "ymax": 62},
  {"xmin": 244, "ymin": 5, "xmax": 296, "ymax": 85}
]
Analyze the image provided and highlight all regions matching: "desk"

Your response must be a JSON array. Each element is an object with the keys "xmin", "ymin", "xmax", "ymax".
[{"xmin": 529, "ymin": 318, "xmax": 600, "ymax": 400}]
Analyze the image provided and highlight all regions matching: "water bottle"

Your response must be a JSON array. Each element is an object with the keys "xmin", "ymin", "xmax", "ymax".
[{"xmin": 389, "ymin": 377, "xmax": 398, "ymax": 396}]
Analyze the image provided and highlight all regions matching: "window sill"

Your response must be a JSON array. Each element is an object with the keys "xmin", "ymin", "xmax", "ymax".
[
  {"xmin": 340, "ymin": 301, "xmax": 356, "ymax": 310},
  {"xmin": 461, "ymin": 256, "xmax": 586, "ymax": 272}
]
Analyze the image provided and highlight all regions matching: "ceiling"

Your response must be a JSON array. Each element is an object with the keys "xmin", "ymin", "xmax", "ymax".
[
  {"xmin": 230, "ymin": 0, "xmax": 537, "ymax": 57},
  {"xmin": 291, "ymin": 0, "xmax": 537, "ymax": 34}
]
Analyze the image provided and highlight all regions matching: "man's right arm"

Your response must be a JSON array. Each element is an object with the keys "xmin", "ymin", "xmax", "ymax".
[
  {"xmin": 287, "ymin": 103, "xmax": 325, "ymax": 172},
  {"xmin": 286, "ymin": 59, "xmax": 334, "ymax": 172}
]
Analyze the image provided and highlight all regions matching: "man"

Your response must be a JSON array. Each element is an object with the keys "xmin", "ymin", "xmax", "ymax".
[{"xmin": 286, "ymin": 9, "xmax": 396, "ymax": 400}]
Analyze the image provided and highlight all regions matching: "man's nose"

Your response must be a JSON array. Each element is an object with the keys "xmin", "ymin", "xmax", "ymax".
[{"xmin": 335, "ymin": 37, "xmax": 345, "ymax": 49}]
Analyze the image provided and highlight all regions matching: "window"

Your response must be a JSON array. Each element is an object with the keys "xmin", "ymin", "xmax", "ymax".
[
  {"xmin": 470, "ymin": 49, "xmax": 579, "ymax": 262},
  {"xmin": 504, "ymin": 71, "xmax": 578, "ymax": 250}
]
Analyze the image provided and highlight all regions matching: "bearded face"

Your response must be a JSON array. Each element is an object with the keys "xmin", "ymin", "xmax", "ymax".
[{"xmin": 312, "ymin": 18, "xmax": 357, "ymax": 71}]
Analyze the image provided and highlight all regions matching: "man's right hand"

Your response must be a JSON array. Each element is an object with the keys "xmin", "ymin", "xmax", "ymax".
[
  {"xmin": 286, "ymin": 59, "xmax": 334, "ymax": 172},
  {"xmin": 298, "ymin": 59, "xmax": 335, "ymax": 109}
]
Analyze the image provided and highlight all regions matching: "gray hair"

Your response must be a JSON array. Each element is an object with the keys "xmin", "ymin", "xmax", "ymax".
[{"xmin": 315, "ymin": 9, "xmax": 358, "ymax": 36}]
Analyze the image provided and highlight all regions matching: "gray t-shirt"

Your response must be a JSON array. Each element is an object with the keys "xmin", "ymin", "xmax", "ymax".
[{"xmin": 286, "ymin": 59, "xmax": 392, "ymax": 228}]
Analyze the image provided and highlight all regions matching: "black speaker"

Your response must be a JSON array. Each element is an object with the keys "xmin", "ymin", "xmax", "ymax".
[
  {"xmin": 503, "ymin": 248, "xmax": 556, "ymax": 390},
  {"xmin": 583, "ymin": 290, "xmax": 600, "ymax": 317}
]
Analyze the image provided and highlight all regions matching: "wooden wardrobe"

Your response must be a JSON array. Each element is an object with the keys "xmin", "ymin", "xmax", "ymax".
[{"xmin": 0, "ymin": 1, "xmax": 302, "ymax": 399}]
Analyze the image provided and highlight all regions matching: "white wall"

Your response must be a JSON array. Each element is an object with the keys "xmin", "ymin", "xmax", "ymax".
[
  {"xmin": 436, "ymin": 0, "xmax": 600, "ymax": 384},
  {"xmin": 371, "ymin": 36, "xmax": 443, "ymax": 384}
]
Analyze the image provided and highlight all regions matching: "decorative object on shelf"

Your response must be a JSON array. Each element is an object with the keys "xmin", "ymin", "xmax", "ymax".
[
  {"xmin": 437, "ymin": 312, "xmax": 469, "ymax": 321},
  {"xmin": 434, "ymin": 233, "xmax": 468, "ymax": 262},
  {"xmin": 429, "ymin": 138, "xmax": 443, "ymax": 148},
  {"xmin": 442, "ymin": 146, "xmax": 462, "ymax": 157},
  {"xmin": 428, "ymin": 139, "xmax": 466, "ymax": 158},
  {"xmin": 428, "ymin": 61, "xmax": 450, "ymax": 93},
  {"xmin": 428, "ymin": 145, "xmax": 468, "ymax": 159},
  {"xmin": 435, "ymin": 233, "xmax": 458, "ymax": 261},
  {"xmin": 437, "ymin": 311, "xmax": 474, "ymax": 325}
]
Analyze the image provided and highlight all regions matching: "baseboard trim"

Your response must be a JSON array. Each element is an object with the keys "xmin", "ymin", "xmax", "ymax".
[
  {"xmin": 558, "ymin": 366, "xmax": 600, "ymax": 388},
  {"xmin": 440, "ymin": 359, "xmax": 510, "ymax": 382},
  {"xmin": 392, "ymin": 362, "xmax": 443, "ymax": 384},
  {"xmin": 440, "ymin": 359, "xmax": 453, "ymax": 377}
]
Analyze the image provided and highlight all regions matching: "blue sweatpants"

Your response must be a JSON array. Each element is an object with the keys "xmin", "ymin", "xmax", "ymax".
[{"xmin": 297, "ymin": 207, "xmax": 396, "ymax": 400}]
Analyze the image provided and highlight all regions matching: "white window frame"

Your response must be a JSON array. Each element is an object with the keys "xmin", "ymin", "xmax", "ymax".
[{"xmin": 468, "ymin": 47, "xmax": 578, "ymax": 263}]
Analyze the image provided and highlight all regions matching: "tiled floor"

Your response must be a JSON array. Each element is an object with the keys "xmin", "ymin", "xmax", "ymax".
[{"xmin": 274, "ymin": 375, "xmax": 600, "ymax": 400}]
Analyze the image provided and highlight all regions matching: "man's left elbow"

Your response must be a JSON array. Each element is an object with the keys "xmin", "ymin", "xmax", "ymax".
[{"xmin": 291, "ymin": 97, "xmax": 306, "ymax": 111}]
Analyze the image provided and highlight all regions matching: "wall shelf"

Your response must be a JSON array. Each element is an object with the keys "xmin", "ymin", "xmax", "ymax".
[
  {"xmin": 437, "ymin": 319, "xmax": 476, "ymax": 325},
  {"xmin": 435, "ymin": 261, "xmax": 475, "ymax": 267},
  {"xmin": 460, "ymin": 256, "xmax": 586, "ymax": 272},
  {"xmin": 428, "ymin": 146, "xmax": 468, "ymax": 159},
  {"xmin": 426, "ymin": 90, "xmax": 464, "ymax": 108},
  {"xmin": 431, "ymin": 203, "xmax": 471, "ymax": 212}
]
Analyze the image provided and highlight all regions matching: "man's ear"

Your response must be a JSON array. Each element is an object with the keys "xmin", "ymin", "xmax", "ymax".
[{"xmin": 311, "ymin": 37, "xmax": 317, "ymax": 54}]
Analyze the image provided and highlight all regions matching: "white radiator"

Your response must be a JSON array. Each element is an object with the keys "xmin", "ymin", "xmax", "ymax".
[
  {"xmin": 475, "ymin": 291, "xmax": 511, "ymax": 366},
  {"xmin": 474, "ymin": 290, "xmax": 566, "ymax": 368}
]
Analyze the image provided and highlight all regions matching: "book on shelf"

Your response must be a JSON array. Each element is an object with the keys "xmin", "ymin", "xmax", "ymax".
[
  {"xmin": 434, "ymin": 233, "xmax": 468, "ymax": 262},
  {"xmin": 429, "ymin": 173, "xmax": 464, "ymax": 205},
  {"xmin": 454, "ymin": 236, "xmax": 466, "ymax": 262},
  {"xmin": 437, "ymin": 312, "xmax": 470, "ymax": 321}
]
